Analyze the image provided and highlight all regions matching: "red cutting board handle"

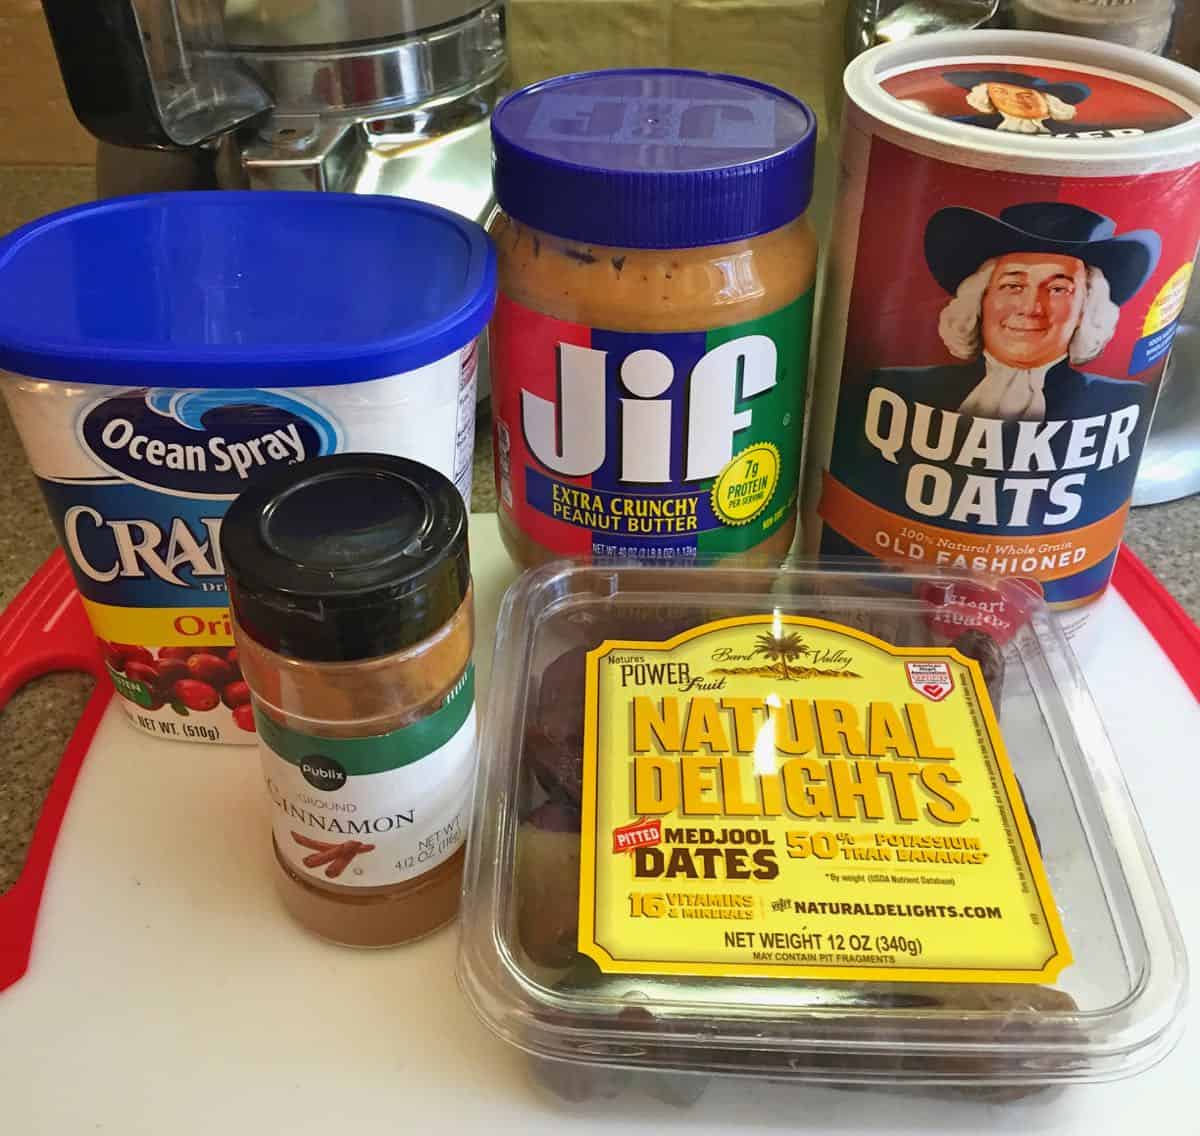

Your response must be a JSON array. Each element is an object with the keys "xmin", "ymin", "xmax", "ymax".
[
  {"xmin": 0, "ymin": 550, "xmax": 112, "ymax": 992},
  {"xmin": 1114, "ymin": 544, "xmax": 1200, "ymax": 702}
]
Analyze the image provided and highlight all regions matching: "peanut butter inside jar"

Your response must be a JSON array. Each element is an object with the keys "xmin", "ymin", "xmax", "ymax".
[
  {"xmin": 221, "ymin": 454, "xmax": 476, "ymax": 948},
  {"xmin": 489, "ymin": 69, "xmax": 820, "ymax": 569},
  {"xmin": 492, "ymin": 216, "xmax": 818, "ymax": 567}
]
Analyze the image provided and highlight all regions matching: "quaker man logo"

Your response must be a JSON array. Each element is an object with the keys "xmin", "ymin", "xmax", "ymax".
[
  {"xmin": 708, "ymin": 632, "xmax": 861, "ymax": 681},
  {"xmin": 944, "ymin": 70, "xmax": 1091, "ymax": 135},
  {"xmin": 872, "ymin": 201, "xmax": 1159, "ymax": 423}
]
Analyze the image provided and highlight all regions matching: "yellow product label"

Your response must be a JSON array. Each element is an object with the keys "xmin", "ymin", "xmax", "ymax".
[
  {"xmin": 578, "ymin": 616, "xmax": 1071, "ymax": 984},
  {"xmin": 711, "ymin": 444, "xmax": 780, "ymax": 526},
  {"xmin": 1143, "ymin": 262, "xmax": 1193, "ymax": 336},
  {"xmin": 82, "ymin": 598, "xmax": 234, "ymax": 646}
]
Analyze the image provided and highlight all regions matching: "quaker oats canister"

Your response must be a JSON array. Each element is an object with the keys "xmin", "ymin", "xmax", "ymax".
[{"xmin": 803, "ymin": 31, "xmax": 1200, "ymax": 629}]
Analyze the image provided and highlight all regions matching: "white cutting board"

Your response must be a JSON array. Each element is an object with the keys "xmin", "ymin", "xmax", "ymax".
[{"xmin": 1, "ymin": 516, "xmax": 1196, "ymax": 1136}]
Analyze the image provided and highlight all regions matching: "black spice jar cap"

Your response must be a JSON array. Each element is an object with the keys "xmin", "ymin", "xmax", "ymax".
[{"xmin": 220, "ymin": 454, "xmax": 469, "ymax": 663}]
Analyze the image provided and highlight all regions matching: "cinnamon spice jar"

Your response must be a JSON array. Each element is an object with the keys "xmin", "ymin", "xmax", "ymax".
[{"xmin": 221, "ymin": 454, "xmax": 475, "ymax": 947}]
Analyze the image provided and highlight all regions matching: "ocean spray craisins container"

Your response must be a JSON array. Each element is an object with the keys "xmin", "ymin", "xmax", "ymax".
[
  {"xmin": 489, "ymin": 70, "xmax": 819, "ymax": 568},
  {"xmin": 0, "ymin": 192, "xmax": 494, "ymax": 744},
  {"xmin": 802, "ymin": 32, "xmax": 1200, "ymax": 630}
]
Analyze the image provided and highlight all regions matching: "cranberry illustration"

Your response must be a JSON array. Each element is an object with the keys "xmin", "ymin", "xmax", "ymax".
[
  {"xmin": 124, "ymin": 660, "xmax": 160, "ymax": 688},
  {"xmin": 225, "ymin": 647, "xmax": 241, "ymax": 677},
  {"xmin": 154, "ymin": 658, "xmax": 189, "ymax": 693},
  {"xmin": 103, "ymin": 644, "xmax": 129, "ymax": 672},
  {"xmin": 222, "ymin": 680, "xmax": 251, "ymax": 709},
  {"xmin": 186, "ymin": 652, "xmax": 233, "ymax": 687},
  {"xmin": 111, "ymin": 643, "xmax": 154, "ymax": 669},
  {"xmin": 97, "ymin": 639, "xmax": 124, "ymax": 670},
  {"xmin": 232, "ymin": 702, "xmax": 256, "ymax": 732},
  {"xmin": 158, "ymin": 646, "xmax": 193, "ymax": 661},
  {"xmin": 172, "ymin": 678, "xmax": 219, "ymax": 712}
]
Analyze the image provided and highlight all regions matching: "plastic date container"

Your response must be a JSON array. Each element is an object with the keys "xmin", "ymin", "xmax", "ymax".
[{"xmin": 458, "ymin": 561, "xmax": 1185, "ymax": 1101}]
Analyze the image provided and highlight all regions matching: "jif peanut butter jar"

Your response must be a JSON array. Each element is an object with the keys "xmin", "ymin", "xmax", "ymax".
[
  {"xmin": 221, "ymin": 453, "xmax": 475, "ymax": 947},
  {"xmin": 488, "ymin": 69, "xmax": 819, "ymax": 569}
]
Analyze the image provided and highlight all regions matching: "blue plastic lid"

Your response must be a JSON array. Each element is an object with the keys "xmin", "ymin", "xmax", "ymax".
[
  {"xmin": 0, "ymin": 192, "xmax": 496, "ymax": 388},
  {"xmin": 492, "ymin": 69, "xmax": 817, "ymax": 250}
]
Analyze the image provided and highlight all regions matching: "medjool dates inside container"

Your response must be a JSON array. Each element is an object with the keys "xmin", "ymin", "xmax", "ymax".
[{"xmin": 458, "ymin": 561, "xmax": 1185, "ymax": 1104}]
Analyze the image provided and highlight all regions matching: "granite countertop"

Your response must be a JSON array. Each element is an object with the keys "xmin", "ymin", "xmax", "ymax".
[{"xmin": 0, "ymin": 166, "xmax": 1197, "ymax": 894}]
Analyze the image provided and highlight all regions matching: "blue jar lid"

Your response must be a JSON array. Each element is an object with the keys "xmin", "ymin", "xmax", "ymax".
[
  {"xmin": 492, "ymin": 69, "xmax": 817, "ymax": 250},
  {"xmin": 0, "ymin": 192, "xmax": 496, "ymax": 388}
]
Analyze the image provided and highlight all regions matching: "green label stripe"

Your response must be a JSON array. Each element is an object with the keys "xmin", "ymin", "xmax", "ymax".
[
  {"xmin": 109, "ymin": 666, "xmax": 156, "ymax": 708},
  {"xmin": 698, "ymin": 288, "xmax": 814, "ymax": 557},
  {"xmin": 256, "ymin": 665, "xmax": 475, "ymax": 776}
]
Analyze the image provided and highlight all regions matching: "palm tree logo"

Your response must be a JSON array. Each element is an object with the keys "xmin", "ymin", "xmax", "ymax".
[{"xmin": 752, "ymin": 631, "xmax": 810, "ymax": 680}]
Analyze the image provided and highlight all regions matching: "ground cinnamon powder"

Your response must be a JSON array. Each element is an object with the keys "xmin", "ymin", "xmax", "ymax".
[{"xmin": 221, "ymin": 454, "xmax": 476, "ymax": 947}]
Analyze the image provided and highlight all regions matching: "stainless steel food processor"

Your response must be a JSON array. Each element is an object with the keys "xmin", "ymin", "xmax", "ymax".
[{"xmin": 41, "ymin": 0, "xmax": 506, "ymax": 226}]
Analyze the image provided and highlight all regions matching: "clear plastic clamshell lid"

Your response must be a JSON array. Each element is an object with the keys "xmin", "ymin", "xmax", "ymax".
[{"xmin": 458, "ymin": 561, "xmax": 1185, "ymax": 1101}]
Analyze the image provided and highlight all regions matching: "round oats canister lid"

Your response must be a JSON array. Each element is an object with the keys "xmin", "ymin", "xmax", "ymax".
[{"xmin": 844, "ymin": 30, "xmax": 1200, "ymax": 177}]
